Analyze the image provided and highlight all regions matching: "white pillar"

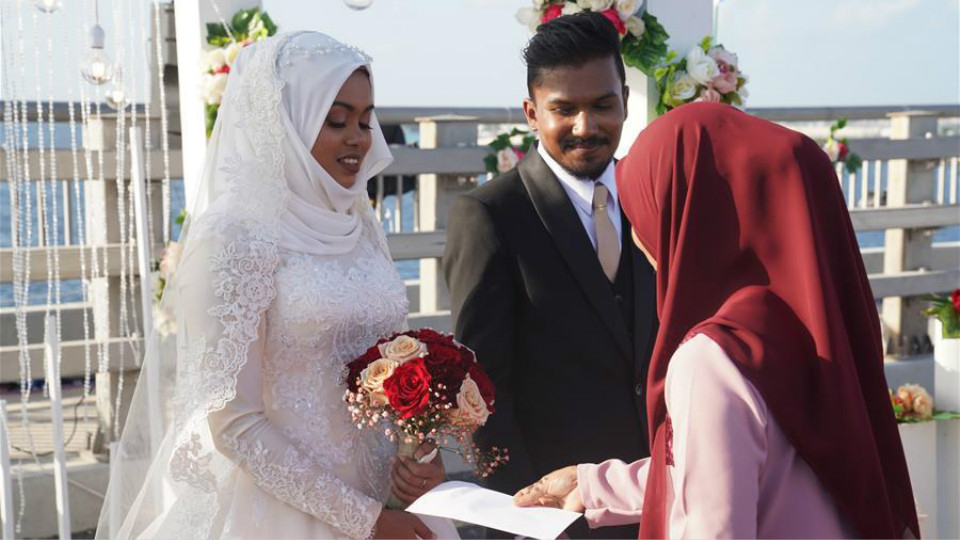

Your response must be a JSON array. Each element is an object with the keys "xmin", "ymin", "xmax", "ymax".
[
  {"xmin": 174, "ymin": 0, "xmax": 262, "ymax": 211},
  {"xmin": 129, "ymin": 126, "xmax": 154, "ymax": 351},
  {"xmin": 44, "ymin": 315, "xmax": 71, "ymax": 540},
  {"xmin": 934, "ymin": 320, "xmax": 960, "ymax": 539},
  {"xmin": 617, "ymin": 0, "xmax": 714, "ymax": 157},
  {"xmin": 0, "ymin": 402, "xmax": 13, "ymax": 540}
]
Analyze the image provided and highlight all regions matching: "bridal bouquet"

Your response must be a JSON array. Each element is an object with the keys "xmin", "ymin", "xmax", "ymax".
[
  {"xmin": 344, "ymin": 330, "xmax": 509, "ymax": 481},
  {"xmin": 654, "ymin": 36, "xmax": 748, "ymax": 115}
]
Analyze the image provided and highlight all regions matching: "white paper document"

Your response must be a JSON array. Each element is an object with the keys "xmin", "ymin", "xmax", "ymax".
[{"xmin": 406, "ymin": 481, "xmax": 582, "ymax": 540}]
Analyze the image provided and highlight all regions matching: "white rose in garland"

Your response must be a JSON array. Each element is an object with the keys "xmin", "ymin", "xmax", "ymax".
[
  {"xmin": 685, "ymin": 46, "xmax": 719, "ymax": 85},
  {"xmin": 577, "ymin": 0, "xmax": 614, "ymax": 10},
  {"xmin": 562, "ymin": 1, "xmax": 583, "ymax": 15},
  {"xmin": 615, "ymin": 0, "xmax": 642, "ymax": 19},
  {"xmin": 624, "ymin": 15, "xmax": 645, "ymax": 38}
]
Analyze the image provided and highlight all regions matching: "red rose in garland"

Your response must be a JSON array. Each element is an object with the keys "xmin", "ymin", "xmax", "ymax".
[
  {"xmin": 952, "ymin": 289, "xmax": 960, "ymax": 313},
  {"xmin": 382, "ymin": 357, "xmax": 432, "ymax": 419}
]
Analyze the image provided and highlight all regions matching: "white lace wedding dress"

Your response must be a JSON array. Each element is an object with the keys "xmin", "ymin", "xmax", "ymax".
[
  {"xmin": 98, "ymin": 32, "xmax": 458, "ymax": 540},
  {"xmin": 202, "ymin": 214, "xmax": 408, "ymax": 539}
]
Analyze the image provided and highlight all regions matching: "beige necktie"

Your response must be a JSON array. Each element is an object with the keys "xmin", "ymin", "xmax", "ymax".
[{"xmin": 592, "ymin": 183, "xmax": 620, "ymax": 282}]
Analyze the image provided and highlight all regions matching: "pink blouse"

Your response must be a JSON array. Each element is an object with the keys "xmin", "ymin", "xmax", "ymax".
[{"xmin": 577, "ymin": 334, "xmax": 857, "ymax": 539}]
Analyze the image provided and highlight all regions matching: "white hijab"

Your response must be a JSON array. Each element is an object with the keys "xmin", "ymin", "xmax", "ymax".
[
  {"xmin": 95, "ymin": 33, "xmax": 394, "ymax": 540},
  {"xmin": 276, "ymin": 31, "xmax": 393, "ymax": 255}
]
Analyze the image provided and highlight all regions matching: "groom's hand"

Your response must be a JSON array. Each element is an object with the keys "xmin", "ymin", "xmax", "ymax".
[
  {"xmin": 391, "ymin": 441, "xmax": 445, "ymax": 504},
  {"xmin": 513, "ymin": 465, "xmax": 585, "ymax": 513}
]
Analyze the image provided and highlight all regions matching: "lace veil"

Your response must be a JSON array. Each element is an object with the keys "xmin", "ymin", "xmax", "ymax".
[{"xmin": 95, "ymin": 31, "xmax": 393, "ymax": 539}]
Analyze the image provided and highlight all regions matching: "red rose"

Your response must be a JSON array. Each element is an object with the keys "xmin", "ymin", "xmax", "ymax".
[
  {"xmin": 383, "ymin": 358, "xmax": 432, "ymax": 419},
  {"xmin": 424, "ymin": 343, "xmax": 468, "ymax": 402},
  {"xmin": 837, "ymin": 141, "xmax": 850, "ymax": 161},
  {"xmin": 415, "ymin": 329, "xmax": 454, "ymax": 346},
  {"xmin": 215, "ymin": 64, "xmax": 231, "ymax": 75},
  {"xmin": 468, "ymin": 364, "xmax": 495, "ymax": 412},
  {"xmin": 346, "ymin": 346, "xmax": 382, "ymax": 392},
  {"xmin": 952, "ymin": 289, "xmax": 960, "ymax": 313},
  {"xmin": 541, "ymin": 4, "xmax": 562, "ymax": 23},
  {"xmin": 600, "ymin": 9, "xmax": 627, "ymax": 35}
]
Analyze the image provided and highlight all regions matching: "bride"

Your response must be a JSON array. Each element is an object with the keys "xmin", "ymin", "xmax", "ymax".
[{"xmin": 96, "ymin": 32, "xmax": 452, "ymax": 539}]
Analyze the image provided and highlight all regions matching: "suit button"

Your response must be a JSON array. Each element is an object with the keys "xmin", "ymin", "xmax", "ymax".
[
  {"xmin": 635, "ymin": 383, "xmax": 643, "ymax": 397},
  {"xmin": 615, "ymin": 294, "xmax": 624, "ymax": 304}
]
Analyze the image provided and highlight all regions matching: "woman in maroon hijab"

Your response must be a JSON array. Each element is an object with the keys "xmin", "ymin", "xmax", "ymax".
[{"xmin": 514, "ymin": 102, "xmax": 919, "ymax": 539}]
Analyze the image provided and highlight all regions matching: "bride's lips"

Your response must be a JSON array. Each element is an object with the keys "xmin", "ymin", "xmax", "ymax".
[{"xmin": 337, "ymin": 154, "xmax": 362, "ymax": 175}]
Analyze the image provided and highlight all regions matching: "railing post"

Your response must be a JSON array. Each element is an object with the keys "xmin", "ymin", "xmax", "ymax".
[
  {"xmin": 881, "ymin": 111, "xmax": 939, "ymax": 356},
  {"xmin": 415, "ymin": 116, "xmax": 478, "ymax": 314}
]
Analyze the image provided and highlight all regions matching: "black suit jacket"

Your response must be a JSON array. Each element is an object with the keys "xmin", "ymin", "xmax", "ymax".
[{"xmin": 443, "ymin": 149, "xmax": 658, "ymax": 515}]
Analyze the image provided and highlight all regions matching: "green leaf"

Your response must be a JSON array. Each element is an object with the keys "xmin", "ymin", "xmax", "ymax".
[
  {"xmin": 845, "ymin": 153, "xmax": 863, "ymax": 174},
  {"xmin": 205, "ymin": 103, "xmax": 219, "ymax": 138},
  {"xmin": 231, "ymin": 7, "xmax": 257, "ymax": 35},
  {"xmin": 483, "ymin": 155, "xmax": 498, "ymax": 176},
  {"xmin": 206, "ymin": 22, "xmax": 229, "ymax": 45},
  {"xmin": 837, "ymin": 117, "xmax": 848, "ymax": 130},
  {"xmin": 700, "ymin": 35, "xmax": 713, "ymax": 52},
  {"xmin": 260, "ymin": 11, "xmax": 278, "ymax": 36},
  {"xmin": 175, "ymin": 209, "xmax": 188, "ymax": 226},
  {"xmin": 665, "ymin": 50, "xmax": 678, "ymax": 64},
  {"xmin": 932, "ymin": 410, "xmax": 960, "ymax": 421}
]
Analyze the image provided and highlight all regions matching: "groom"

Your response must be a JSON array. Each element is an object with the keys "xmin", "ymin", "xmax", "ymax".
[{"xmin": 443, "ymin": 12, "xmax": 657, "ymax": 539}]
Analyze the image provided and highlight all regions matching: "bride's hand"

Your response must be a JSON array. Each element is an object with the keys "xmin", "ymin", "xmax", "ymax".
[
  {"xmin": 513, "ymin": 465, "xmax": 585, "ymax": 513},
  {"xmin": 391, "ymin": 440, "xmax": 445, "ymax": 504},
  {"xmin": 373, "ymin": 509, "xmax": 435, "ymax": 539}
]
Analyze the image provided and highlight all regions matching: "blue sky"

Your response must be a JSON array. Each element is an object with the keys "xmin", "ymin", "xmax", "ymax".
[
  {"xmin": 1, "ymin": 0, "xmax": 957, "ymax": 109},
  {"xmin": 262, "ymin": 0, "xmax": 959, "ymax": 108}
]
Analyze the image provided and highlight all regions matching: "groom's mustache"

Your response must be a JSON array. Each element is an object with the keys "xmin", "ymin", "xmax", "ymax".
[{"xmin": 561, "ymin": 136, "xmax": 609, "ymax": 151}]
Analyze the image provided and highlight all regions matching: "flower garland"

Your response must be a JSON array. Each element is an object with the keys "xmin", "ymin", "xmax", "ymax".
[
  {"xmin": 151, "ymin": 210, "xmax": 187, "ymax": 336},
  {"xmin": 515, "ymin": 0, "xmax": 669, "ymax": 76},
  {"xmin": 890, "ymin": 383, "xmax": 960, "ymax": 423},
  {"xmin": 484, "ymin": 129, "xmax": 537, "ymax": 176},
  {"xmin": 923, "ymin": 288, "xmax": 960, "ymax": 339},
  {"xmin": 822, "ymin": 117, "xmax": 863, "ymax": 174},
  {"xmin": 201, "ymin": 7, "xmax": 278, "ymax": 137},
  {"xmin": 654, "ymin": 36, "xmax": 748, "ymax": 115}
]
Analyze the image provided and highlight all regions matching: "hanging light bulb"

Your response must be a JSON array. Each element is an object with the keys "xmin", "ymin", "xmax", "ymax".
[
  {"xmin": 105, "ymin": 85, "xmax": 130, "ymax": 111},
  {"xmin": 81, "ymin": 24, "xmax": 115, "ymax": 85},
  {"xmin": 33, "ymin": 0, "xmax": 63, "ymax": 13},
  {"xmin": 343, "ymin": 0, "xmax": 373, "ymax": 10}
]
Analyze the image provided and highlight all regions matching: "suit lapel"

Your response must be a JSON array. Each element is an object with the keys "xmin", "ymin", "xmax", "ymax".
[
  {"xmin": 625, "ymin": 210, "xmax": 658, "ymax": 381},
  {"xmin": 518, "ymin": 150, "xmax": 633, "ymax": 361}
]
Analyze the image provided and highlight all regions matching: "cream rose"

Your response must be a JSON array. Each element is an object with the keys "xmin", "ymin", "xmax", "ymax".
[
  {"xmin": 202, "ymin": 73, "xmax": 228, "ymax": 105},
  {"xmin": 912, "ymin": 389, "xmax": 934, "ymax": 419},
  {"xmin": 624, "ymin": 15, "xmax": 645, "ymax": 38},
  {"xmin": 204, "ymin": 48, "xmax": 227, "ymax": 73},
  {"xmin": 159, "ymin": 241, "xmax": 183, "ymax": 281},
  {"xmin": 562, "ymin": 1, "xmax": 583, "ymax": 16},
  {"xmin": 378, "ymin": 335, "xmax": 426, "ymax": 363},
  {"xmin": 515, "ymin": 7, "xmax": 541, "ymax": 32},
  {"xmin": 360, "ymin": 358, "xmax": 399, "ymax": 405},
  {"xmin": 577, "ymin": 0, "xmax": 614, "ymax": 10},
  {"xmin": 225, "ymin": 42, "xmax": 241, "ymax": 66},
  {"xmin": 616, "ymin": 0, "xmax": 642, "ymax": 19},
  {"xmin": 670, "ymin": 73, "xmax": 698, "ymax": 102},
  {"xmin": 450, "ymin": 376, "xmax": 491, "ymax": 426},
  {"xmin": 496, "ymin": 148, "xmax": 520, "ymax": 173},
  {"xmin": 685, "ymin": 46, "xmax": 720, "ymax": 86}
]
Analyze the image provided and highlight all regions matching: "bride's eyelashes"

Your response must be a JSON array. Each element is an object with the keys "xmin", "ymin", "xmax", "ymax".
[{"xmin": 325, "ymin": 119, "xmax": 373, "ymax": 131}]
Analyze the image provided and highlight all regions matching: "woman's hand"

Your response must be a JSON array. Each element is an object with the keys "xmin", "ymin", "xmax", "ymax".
[
  {"xmin": 513, "ymin": 465, "xmax": 584, "ymax": 513},
  {"xmin": 391, "ymin": 440, "xmax": 446, "ymax": 504},
  {"xmin": 372, "ymin": 509, "xmax": 435, "ymax": 539}
]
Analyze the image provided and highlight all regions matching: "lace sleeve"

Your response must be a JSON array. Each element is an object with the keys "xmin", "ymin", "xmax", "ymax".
[
  {"xmin": 178, "ymin": 228, "xmax": 382, "ymax": 539},
  {"xmin": 205, "ymin": 316, "xmax": 382, "ymax": 539}
]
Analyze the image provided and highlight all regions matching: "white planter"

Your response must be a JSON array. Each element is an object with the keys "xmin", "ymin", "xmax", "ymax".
[
  {"xmin": 933, "ymin": 320, "xmax": 960, "ymax": 539},
  {"xmin": 899, "ymin": 421, "xmax": 937, "ymax": 539}
]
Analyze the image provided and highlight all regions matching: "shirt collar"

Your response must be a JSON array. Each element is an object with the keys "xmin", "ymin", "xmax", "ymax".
[{"xmin": 537, "ymin": 142, "xmax": 618, "ymax": 216}]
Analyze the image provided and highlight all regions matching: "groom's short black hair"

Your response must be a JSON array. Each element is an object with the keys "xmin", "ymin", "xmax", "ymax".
[{"xmin": 523, "ymin": 11, "xmax": 626, "ymax": 96}]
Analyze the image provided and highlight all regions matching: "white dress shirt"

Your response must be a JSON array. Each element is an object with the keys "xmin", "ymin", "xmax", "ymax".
[{"xmin": 538, "ymin": 142, "xmax": 623, "ymax": 250}]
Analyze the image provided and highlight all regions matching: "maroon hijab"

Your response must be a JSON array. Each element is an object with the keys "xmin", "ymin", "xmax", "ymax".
[{"xmin": 616, "ymin": 103, "xmax": 918, "ymax": 539}]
